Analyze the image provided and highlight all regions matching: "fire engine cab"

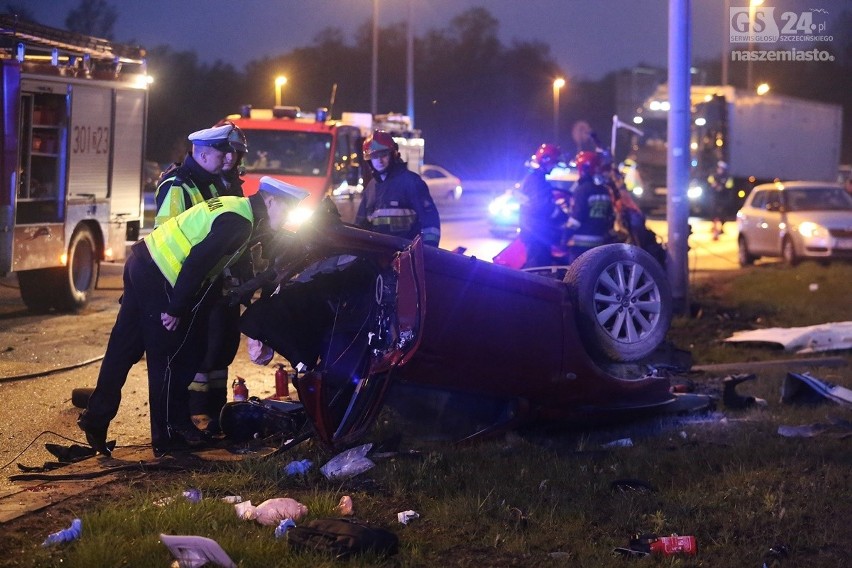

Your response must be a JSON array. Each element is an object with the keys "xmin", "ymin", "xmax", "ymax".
[
  {"xmin": 0, "ymin": 15, "xmax": 148, "ymax": 312},
  {"xmin": 225, "ymin": 106, "xmax": 424, "ymax": 224}
]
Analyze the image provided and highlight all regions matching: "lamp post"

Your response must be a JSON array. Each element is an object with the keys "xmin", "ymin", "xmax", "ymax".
[
  {"xmin": 746, "ymin": 0, "xmax": 764, "ymax": 90},
  {"xmin": 756, "ymin": 82, "xmax": 770, "ymax": 95},
  {"xmin": 552, "ymin": 77, "xmax": 565, "ymax": 142},
  {"xmin": 274, "ymin": 75, "xmax": 287, "ymax": 107}
]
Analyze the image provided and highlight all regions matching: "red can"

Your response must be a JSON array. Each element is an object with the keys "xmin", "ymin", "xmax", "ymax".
[
  {"xmin": 232, "ymin": 377, "xmax": 249, "ymax": 402},
  {"xmin": 274, "ymin": 364, "xmax": 290, "ymax": 400},
  {"xmin": 649, "ymin": 535, "xmax": 697, "ymax": 556}
]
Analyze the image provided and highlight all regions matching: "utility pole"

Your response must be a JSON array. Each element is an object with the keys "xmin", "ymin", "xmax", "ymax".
[
  {"xmin": 406, "ymin": 0, "xmax": 414, "ymax": 126},
  {"xmin": 667, "ymin": 0, "xmax": 691, "ymax": 315},
  {"xmin": 371, "ymin": 0, "xmax": 378, "ymax": 116}
]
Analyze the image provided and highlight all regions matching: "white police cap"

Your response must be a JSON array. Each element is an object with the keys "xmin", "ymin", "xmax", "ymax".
[
  {"xmin": 258, "ymin": 176, "xmax": 310, "ymax": 203},
  {"xmin": 188, "ymin": 124, "xmax": 234, "ymax": 152}
]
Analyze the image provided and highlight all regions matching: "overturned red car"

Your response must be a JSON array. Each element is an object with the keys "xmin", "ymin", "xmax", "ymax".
[{"xmin": 240, "ymin": 200, "xmax": 678, "ymax": 448}]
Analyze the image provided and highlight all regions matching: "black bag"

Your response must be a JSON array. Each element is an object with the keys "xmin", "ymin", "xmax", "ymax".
[{"xmin": 287, "ymin": 517, "xmax": 399, "ymax": 559}]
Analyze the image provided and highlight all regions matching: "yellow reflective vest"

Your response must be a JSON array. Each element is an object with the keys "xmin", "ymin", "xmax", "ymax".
[
  {"xmin": 145, "ymin": 196, "xmax": 253, "ymax": 287},
  {"xmin": 154, "ymin": 176, "xmax": 218, "ymax": 227}
]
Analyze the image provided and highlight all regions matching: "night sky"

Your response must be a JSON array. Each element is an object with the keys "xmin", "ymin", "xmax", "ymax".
[{"xmin": 25, "ymin": 0, "xmax": 847, "ymax": 80}]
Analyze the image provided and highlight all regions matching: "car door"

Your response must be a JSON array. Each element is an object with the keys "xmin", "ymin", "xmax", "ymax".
[{"xmin": 752, "ymin": 190, "xmax": 783, "ymax": 255}]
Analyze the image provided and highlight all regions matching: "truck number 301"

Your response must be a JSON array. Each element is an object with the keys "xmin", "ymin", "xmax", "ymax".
[{"xmin": 71, "ymin": 125, "xmax": 110, "ymax": 154}]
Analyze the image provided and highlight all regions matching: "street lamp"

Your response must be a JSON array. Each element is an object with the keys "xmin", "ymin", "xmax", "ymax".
[
  {"xmin": 552, "ymin": 77, "xmax": 566, "ymax": 142},
  {"xmin": 747, "ymin": 0, "xmax": 764, "ymax": 90},
  {"xmin": 274, "ymin": 75, "xmax": 287, "ymax": 107},
  {"xmin": 756, "ymin": 82, "xmax": 770, "ymax": 95}
]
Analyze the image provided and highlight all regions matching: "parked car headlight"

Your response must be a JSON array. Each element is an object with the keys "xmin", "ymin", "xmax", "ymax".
[{"xmin": 797, "ymin": 221, "xmax": 826, "ymax": 239}]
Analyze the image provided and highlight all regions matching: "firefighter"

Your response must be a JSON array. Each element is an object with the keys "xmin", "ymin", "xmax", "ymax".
[
  {"xmin": 355, "ymin": 130, "xmax": 441, "ymax": 246},
  {"xmin": 156, "ymin": 123, "xmax": 251, "ymax": 436},
  {"xmin": 708, "ymin": 160, "xmax": 734, "ymax": 240},
  {"xmin": 563, "ymin": 151, "xmax": 615, "ymax": 263},
  {"xmin": 77, "ymin": 176, "xmax": 309, "ymax": 458},
  {"xmin": 518, "ymin": 143, "xmax": 563, "ymax": 268}
]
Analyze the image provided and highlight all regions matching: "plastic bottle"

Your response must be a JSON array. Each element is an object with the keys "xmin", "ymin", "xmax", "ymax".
[
  {"xmin": 42, "ymin": 518, "xmax": 82, "ymax": 547},
  {"xmin": 274, "ymin": 364, "xmax": 290, "ymax": 400},
  {"xmin": 232, "ymin": 377, "xmax": 248, "ymax": 402}
]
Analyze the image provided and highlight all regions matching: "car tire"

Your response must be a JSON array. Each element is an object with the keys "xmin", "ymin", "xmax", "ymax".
[
  {"xmin": 782, "ymin": 236, "xmax": 799, "ymax": 267},
  {"xmin": 564, "ymin": 243, "xmax": 672, "ymax": 362},
  {"xmin": 737, "ymin": 236, "xmax": 756, "ymax": 266}
]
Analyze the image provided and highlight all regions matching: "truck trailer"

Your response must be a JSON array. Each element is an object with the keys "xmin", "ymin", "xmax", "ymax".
[
  {"xmin": 629, "ymin": 85, "xmax": 843, "ymax": 215},
  {"xmin": 0, "ymin": 15, "xmax": 148, "ymax": 311}
]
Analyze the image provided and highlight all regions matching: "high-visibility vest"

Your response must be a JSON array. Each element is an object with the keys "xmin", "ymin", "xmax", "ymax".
[
  {"xmin": 145, "ymin": 196, "xmax": 253, "ymax": 287},
  {"xmin": 154, "ymin": 175, "xmax": 219, "ymax": 227}
]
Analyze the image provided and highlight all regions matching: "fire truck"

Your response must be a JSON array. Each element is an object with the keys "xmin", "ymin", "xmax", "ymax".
[
  {"xmin": 0, "ymin": 15, "xmax": 148, "ymax": 312},
  {"xmin": 225, "ymin": 106, "xmax": 424, "ymax": 224}
]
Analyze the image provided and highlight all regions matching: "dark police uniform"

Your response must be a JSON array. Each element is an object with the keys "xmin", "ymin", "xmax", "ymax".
[{"xmin": 79, "ymin": 195, "xmax": 263, "ymax": 455}]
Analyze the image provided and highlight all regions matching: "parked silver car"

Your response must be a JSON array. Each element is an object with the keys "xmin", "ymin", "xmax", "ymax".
[{"xmin": 736, "ymin": 181, "xmax": 852, "ymax": 266}]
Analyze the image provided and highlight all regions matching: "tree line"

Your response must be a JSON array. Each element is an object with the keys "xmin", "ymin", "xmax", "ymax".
[{"xmin": 9, "ymin": 1, "xmax": 852, "ymax": 180}]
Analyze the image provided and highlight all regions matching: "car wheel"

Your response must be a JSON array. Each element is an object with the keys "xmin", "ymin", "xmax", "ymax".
[
  {"xmin": 737, "ymin": 236, "xmax": 756, "ymax": 266},
  {"xmin": 782, "ymin": 236, "xmax": 799, "ymax": 267},
  {"xmin": 564, "ymin": 244, "xmax": 672, "ymax": 362}
]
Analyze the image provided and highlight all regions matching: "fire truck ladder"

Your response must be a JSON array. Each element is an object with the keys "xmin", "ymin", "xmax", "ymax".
[{"xmin": 0, "ymin": 13, "xmax": 146, "ymax": 74}]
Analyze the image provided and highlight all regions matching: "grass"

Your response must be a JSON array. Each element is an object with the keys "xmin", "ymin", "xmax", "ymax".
[{"xmin": 4, "ymin": 261, "xmax": 852, "ymax": 567}]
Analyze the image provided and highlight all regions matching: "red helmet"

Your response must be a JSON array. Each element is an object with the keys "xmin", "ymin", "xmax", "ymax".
[
  {"xmin": 574, "ymin": 151, "xmax": 602, "ymax": 176},
  {"xmin": 531, "ymin": 143, "xmax": 561, "ymax": 169},
  {"xmin": 363, "ymin": 130, "xmax": 397, "ymax": 160}
]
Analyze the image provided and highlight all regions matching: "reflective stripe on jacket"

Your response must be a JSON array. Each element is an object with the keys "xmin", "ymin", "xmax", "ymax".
[{"xmin": 145, "ymin": 196, "xmax": 253, "ymax": 287}]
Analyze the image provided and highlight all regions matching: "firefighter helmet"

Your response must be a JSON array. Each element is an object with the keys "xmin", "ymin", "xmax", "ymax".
[
  {"xmin": 574, "ymin": 151, "xmax": 602, "ymax": 176},
  {"xmin": 213, "ymin": 120, "xmax": 248, "ymax": 153},
  {"xmin": 363, "ymin": 130, "xmax": 398, "ymax": 160},
  {"xmin": 531, "ymin": 143, "xmax": 561, "ymax": 169},
  {"xmin": 227, "ymin": 123, "xmax": 248, "ymax": 153}
]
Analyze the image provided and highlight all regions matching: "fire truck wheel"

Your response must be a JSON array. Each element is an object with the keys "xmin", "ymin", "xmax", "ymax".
[{"xmin": 53, "ymin": 226, "xmax": 100, "ymax": 312}]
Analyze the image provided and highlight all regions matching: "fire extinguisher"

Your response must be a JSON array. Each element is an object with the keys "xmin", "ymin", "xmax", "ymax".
[
  {"xmin": 232, "ymin": 377, "xmax": 249, "ymax": 402},
  {"xmin": 274, "ymin": 364, "xmax": 290, "ymax": 400}
]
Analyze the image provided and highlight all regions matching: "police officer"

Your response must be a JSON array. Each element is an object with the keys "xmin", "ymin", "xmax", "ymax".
[
  {"xmin": 77, "ymin": 175, "xmax": 309, "ymax": 457},
  {"xmin": 518, "ymin": 143, "xmax": 563, "ymax": 268},
  {"xmin": 564, "ymin": 151, "xmax": 615, "ymax": 263},
  {"xmin": 708, "ymin": 160, "xmax": 734, "ymax": 240},
  {"xmin": 156, "ymin": 123, "xmax": 250, "ymax": 436},
  {"xmin": 355, "ymin": 130, "xmax": 441, "ymax": 246}
]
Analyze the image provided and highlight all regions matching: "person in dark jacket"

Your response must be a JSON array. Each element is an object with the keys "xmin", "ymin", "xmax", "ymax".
[
  {"xmin": 518, "ymin": 143, "xmax": 563, "ymax": 268},
  {"xmin": 564, "ymin": 151, "xmax": 615, "ymax": 263},
  {"xmin": 355, "ymin": 130, "xmax": 441, "ymax": 246},
  {"xmin": 77, "ymin": 174, "xmax": 309, "ymax": 458},
  {"xmin": 156, "ymin": 123, "xmax": 251, "ymax": 436}
]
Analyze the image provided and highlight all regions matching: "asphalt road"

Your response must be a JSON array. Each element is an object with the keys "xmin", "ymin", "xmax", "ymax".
[{"xmin": 0, "ymin": 188, "xmax": 744, "ymax": 495}]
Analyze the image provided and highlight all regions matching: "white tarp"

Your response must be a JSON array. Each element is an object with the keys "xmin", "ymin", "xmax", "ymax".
[{"xmin": 724, "ymin": 321, "xmax": 852, "ymax": 354}]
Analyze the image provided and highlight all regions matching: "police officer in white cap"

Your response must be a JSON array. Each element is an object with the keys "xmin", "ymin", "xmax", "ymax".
[
  {"xmin": 156, "ymin": 123, "xmax": 250, "ymax": 436},
  {"xmin": 154, "ymin": 124, "xmax": 241, "ymax": 226},
  {"xmin": 78, "ymin": 176, "xmax": 309, "ymax": 457}
]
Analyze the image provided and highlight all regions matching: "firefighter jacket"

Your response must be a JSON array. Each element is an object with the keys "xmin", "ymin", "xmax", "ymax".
[
  {"xmin": 145, "ymin": 196, "xmax": 255, "ymax": 315},
  {"xmin": 518, "ymin": 168, "xmax": 561, "ymax": 246},
  {"xmin": 154, "ymin": 154, "xmax": 230, "ymax": 227},
  {"xmin": 566, "ymin": 175, "xmax": 615, "ymax": 248},
  {"xmin": 355, "ymin": 160, "xmax": 441, "ymax": 246}
]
